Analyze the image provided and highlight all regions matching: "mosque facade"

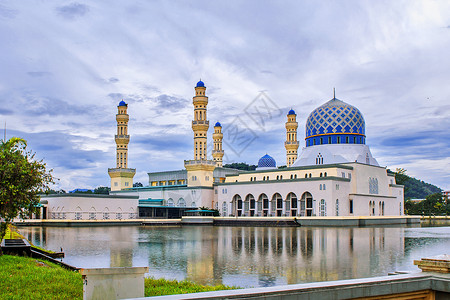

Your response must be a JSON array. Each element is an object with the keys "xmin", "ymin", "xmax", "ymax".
[
  {"xmin": 41, "ymin": 80, "xmax": 403, "ymax": 220},
  {"xmin": 109, "ymin": 81, "xmax": 404, "ymax": 218}
]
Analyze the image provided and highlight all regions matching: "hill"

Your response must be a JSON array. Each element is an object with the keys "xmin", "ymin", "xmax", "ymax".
[{"xmin": 388, "ymin": 169, "xmax": 441, "ymax": 199}]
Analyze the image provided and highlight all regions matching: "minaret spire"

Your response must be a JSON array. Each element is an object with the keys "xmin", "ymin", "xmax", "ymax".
[
  {"xmin": 212, "ymin": 122, "xmax": 224, "ymax": 167},
  {"xmin": 285, "ymin": 109, "xmax": 299, "ymax": 167},
  {"xmin": 108, "ymin": 100, "xmax": 136, "ymax": 191},
  {"xmin": 333, "ymin": 88, "xmax": 336, "ymax": 99},
  {"xmin": 192, "ymin": 80, "xmax": 209, "ymax": 160}
]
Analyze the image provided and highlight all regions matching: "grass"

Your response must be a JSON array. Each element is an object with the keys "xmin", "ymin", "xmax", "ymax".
[
  {"xmin": 0, "ymin": 255, "xmax": 239, "ymax": 299},
  {"xmin": 144, "ymin": 277, "xmax": 238, "ymax": 297},
  {"xmin": 0, "ymin": 255, "xmax": 83, "ymax": 300}
]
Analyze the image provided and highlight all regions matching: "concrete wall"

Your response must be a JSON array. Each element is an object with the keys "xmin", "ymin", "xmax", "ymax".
[{"xmin": 43, "ymin": 194, "xmax": 139, "ymax": 220}]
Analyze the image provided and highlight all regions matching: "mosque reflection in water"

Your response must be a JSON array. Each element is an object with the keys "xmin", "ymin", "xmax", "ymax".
[{"xmin": 21, "ymin": 226, "xmax": 405, "ymax": 288}]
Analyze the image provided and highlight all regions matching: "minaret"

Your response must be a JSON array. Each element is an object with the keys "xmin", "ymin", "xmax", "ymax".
[
  {"xmin": 285, "ymin": 109, "xmax": 299, "ymax": 167},
  {"xmin": 192, "ymin": 80, "xmax": 209, "ymax": 160},
  {"xmin": 212, "ymin": 122, "xmax": 224, "ymax": 167},
  {"xmin": 184, "ymin": 80, "xmax": 216, "ymax": 187},
  {"xmin": 108, "ymin": 100, "xmax": 136, "ymax": 191}
]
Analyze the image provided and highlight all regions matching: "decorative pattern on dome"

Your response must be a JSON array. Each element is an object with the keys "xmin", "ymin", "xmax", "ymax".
[
  {"xmin": 258, "ymin": 154, "xmax": 276, "ymax": 168},
  {"xmin": 118, "ymin": 100, "xmax": 127, "ymax": 107},
  {"xmin": 305, "ymin": 98, "xmax": 365, "ymax": 138},
  {"xmin": 196, "ymin": 80, "xmax": 205, "ymax": 87},
  {"xmin": 288, "ymin": 109, "xmax": 296, "ymax": 115},
  {"xmin": 215, "ymin": 122, "xmax": 222, "ymax": 127}
]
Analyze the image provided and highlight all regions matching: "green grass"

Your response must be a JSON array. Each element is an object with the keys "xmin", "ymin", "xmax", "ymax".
[
  {"xmin": 144, "ymin": 277, "xmax": 238, "ymax": 297},
  {"xmin": 0, "ymin": 255, "xmax": 83, "ymax": 300},
  {"xmin": 0, "ymin": 255, "xmax": 238, "ymax": 299}
]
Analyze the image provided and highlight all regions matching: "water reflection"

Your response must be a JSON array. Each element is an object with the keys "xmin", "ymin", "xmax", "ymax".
[{"xmin": 19, "ymin": 226, "xmax": 450, "ymax": 288}]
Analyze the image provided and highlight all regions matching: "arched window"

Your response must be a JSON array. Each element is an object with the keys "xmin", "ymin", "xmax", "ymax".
[
  {"xmin": 167, "ymin": 198, "xmax": 174, "ymax": 207},
  {"xmin": 177, "ymin": 198, "xmax": 186, "ymax": 207},
  {"xmin": 324, "ymin": 172, "xmax": 327, "ymax": 177},
  {"xmin": 335, "ymin": 199, "xmax": 339, "ymax": 216},
  {"xmin": 319, "ymin": 199, "xmax": 327, "ymax": 216},
  {"xmin": 316, "ymin": 153, "xmax": 323, "ymax": 165},
  {"xmin": 222, "ymin": 202, "xmax": 228, "ymax": 216}
]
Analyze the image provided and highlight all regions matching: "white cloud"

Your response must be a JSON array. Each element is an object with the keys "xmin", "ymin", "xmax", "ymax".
[{"xmin": 0, "ymin": 0, "xmax": 449, "ymax": 190}]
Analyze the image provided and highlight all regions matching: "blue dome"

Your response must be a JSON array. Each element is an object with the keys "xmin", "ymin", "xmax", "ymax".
[
  {"xmin": 118, "ymin": 100, "xmax": 127, "ymax": 107},
  {"xmin": 305, "ymin": 97, "xmax": 365, "ymax": 147},
  {"xmin": 258, "ymin": 154, "xmax": 276, "ymax": 168},
  {"xmin": 288, "ymin": 109, "xmax": 296, "ymax": 115},
  {"xmin": 196, "ymin": 80, "xmax": 205, "ymax": 87},
  {"xmin": 215, "ymin": 122, "xmax": 221, "ymax": 127}
]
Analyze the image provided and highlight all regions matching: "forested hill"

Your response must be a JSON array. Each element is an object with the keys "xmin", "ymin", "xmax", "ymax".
[{"xmin": 387, "ymin": 169, "xmax": 441, "ymax": 199}]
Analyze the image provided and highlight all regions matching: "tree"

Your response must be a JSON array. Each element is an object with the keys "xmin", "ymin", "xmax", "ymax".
[
  {"xmin": 133, "ymin": 182, "xmax": 143, "ymax": 187},
  {"xmin": 223, "ymin": 162, "xmax": 257, "ymax": 171},
  {"xmin": 94, "ymin": 186, "xmax": 110, "ymax": 194},
  {"xmin": 0, "ymin": 138, "xmax": 54, "ymax": 240}
]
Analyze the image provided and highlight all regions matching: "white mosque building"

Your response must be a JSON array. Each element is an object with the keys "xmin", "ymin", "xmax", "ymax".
[{"xmin": 41, "ymin": 81, "xmax": 404, "ymax": 220}]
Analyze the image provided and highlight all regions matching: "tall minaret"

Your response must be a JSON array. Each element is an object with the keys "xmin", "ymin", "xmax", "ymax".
[
  {"xmin": 285, "ymin": 109, "xmax": 299, "ymax": 167},
  {"xmin": 185, "ymin": 80, "xmax": 216, "ymax": 188},
  {"xmin": 212, "ymin": 122, "xmax": 224, "ymax": 167},
  {"xmin": 108, "ymin": 100, "xmax": 136, "ymax": 191},
  {"xmin": 192, "ymin": 80, "xmax": 209, "ymax": 160}
]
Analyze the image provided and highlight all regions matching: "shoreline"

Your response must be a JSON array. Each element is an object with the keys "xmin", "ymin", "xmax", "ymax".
[{"xmin": 12, "ymin": 215, "xmax": 428, "ymax": 227}]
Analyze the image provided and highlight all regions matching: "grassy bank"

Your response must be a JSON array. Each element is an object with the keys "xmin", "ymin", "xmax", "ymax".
[
  {"xmin": 0, "ymin": 255, "xmax": 82, "ymax": 300},
  {"xmin": 2, "ymin": 225, "xmax": 55, "ymax": 253},
  {"xmin": 0, "ymin": 255, "xmax": 238, "ymax": 299}
]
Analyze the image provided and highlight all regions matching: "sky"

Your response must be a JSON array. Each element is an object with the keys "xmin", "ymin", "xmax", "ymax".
[{"xmin": 0, "ymin": 0, "xmax": 449, "ymax": 191}]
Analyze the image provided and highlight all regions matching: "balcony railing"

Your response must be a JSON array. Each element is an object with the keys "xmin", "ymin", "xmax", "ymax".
[
  {"xmin": 285, "ymin": 141, "xmax": 299, "ymax": 145},
  {"xmin": 108, "ymin": 168, "xmax": 136, "ymax": 173},
  {"xmin": 115, "ymin": 135, "xmax": 130, "ymax": 139},
  {"xmin": 192, "ymin": 121, "xmax": 209, "ymax": 125},
  {"xmin": 184, "ymin": 160, "xmax": 216, "ymax": 166}
]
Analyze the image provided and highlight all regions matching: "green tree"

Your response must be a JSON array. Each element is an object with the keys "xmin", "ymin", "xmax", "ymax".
[
  {"xmin": 94, "ymin": 186, "xmax": 110, "ymax": 194},
  {"xmin": 0, "ymin": 138, "xmax": 54, "ymax": 241},
  {"xmin": 133, "ymin": 182, "xmax": 143, "ymax": 187}
]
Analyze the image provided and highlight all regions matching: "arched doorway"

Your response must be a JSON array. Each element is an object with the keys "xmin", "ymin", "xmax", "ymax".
[
  {"xmin": 232, "ymin": 194, "xmax": 242, "ymax": 216},
  {"xmin": 245, "ymin": 194, "xmax": 255, "ymax": 216},
  {"xmin": 272, "ymin": 193, "xmax": 283, "ymax": 217},
  {"xmin": 259, "ymin": 193, "xmax": 269, "ymax": 216},
  {"xmin": 300, "ymin": 192, "xmax": 313, "ymax": 216},
  {"xmin": 287, "ymin": 192, "xmax": 298, "ymax": 216}
]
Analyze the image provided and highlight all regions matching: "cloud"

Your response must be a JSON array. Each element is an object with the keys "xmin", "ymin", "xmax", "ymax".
[
  {"xmin": 0, "ymin": 4, "xmax": 18, "ymax": 19},
  {"xmin": 0, "ymin": 108, "xmax": 14, "ymax": 115},
  {"xmin": 1, "ymin": 1, "xmax": 449, "ymax": 190},
  {"xmin": 55, "ymin": 3, "xmax": 89, "ymax": 20}
]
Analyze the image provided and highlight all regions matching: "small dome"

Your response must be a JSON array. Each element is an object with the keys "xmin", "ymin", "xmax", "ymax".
[
  {"xmin": 288, "ymin": 109, "xmax": 296, "ymax": 115},
  {"xmin": 118, "ymin": 100, "xmax": 127, "ymax": 107},
  {"xmin": 258, "ymin": 154, "xmax": 276, "ymax": 168},
  {"xmin": 215, "ymin": 122, "xmax": 221, "ymax": 127},
  {"xmin": 196, "ymin": 80, "xmax": 205, "ymax": 87}
]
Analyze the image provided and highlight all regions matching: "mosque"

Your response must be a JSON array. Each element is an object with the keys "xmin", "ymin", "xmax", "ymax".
[{"xmin": 41, "ymin": 80, "xmax": 404, "ymax": 220}]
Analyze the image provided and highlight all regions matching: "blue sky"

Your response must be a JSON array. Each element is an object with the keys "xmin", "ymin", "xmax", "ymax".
[{"xmin": 0, "ymin": 1, "xmax": 449, "ymax": 191}]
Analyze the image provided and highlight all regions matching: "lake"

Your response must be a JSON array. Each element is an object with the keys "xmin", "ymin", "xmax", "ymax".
[{"xmin": 18, "ymin": 225, "xmax": 450, "ymax": 288}]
